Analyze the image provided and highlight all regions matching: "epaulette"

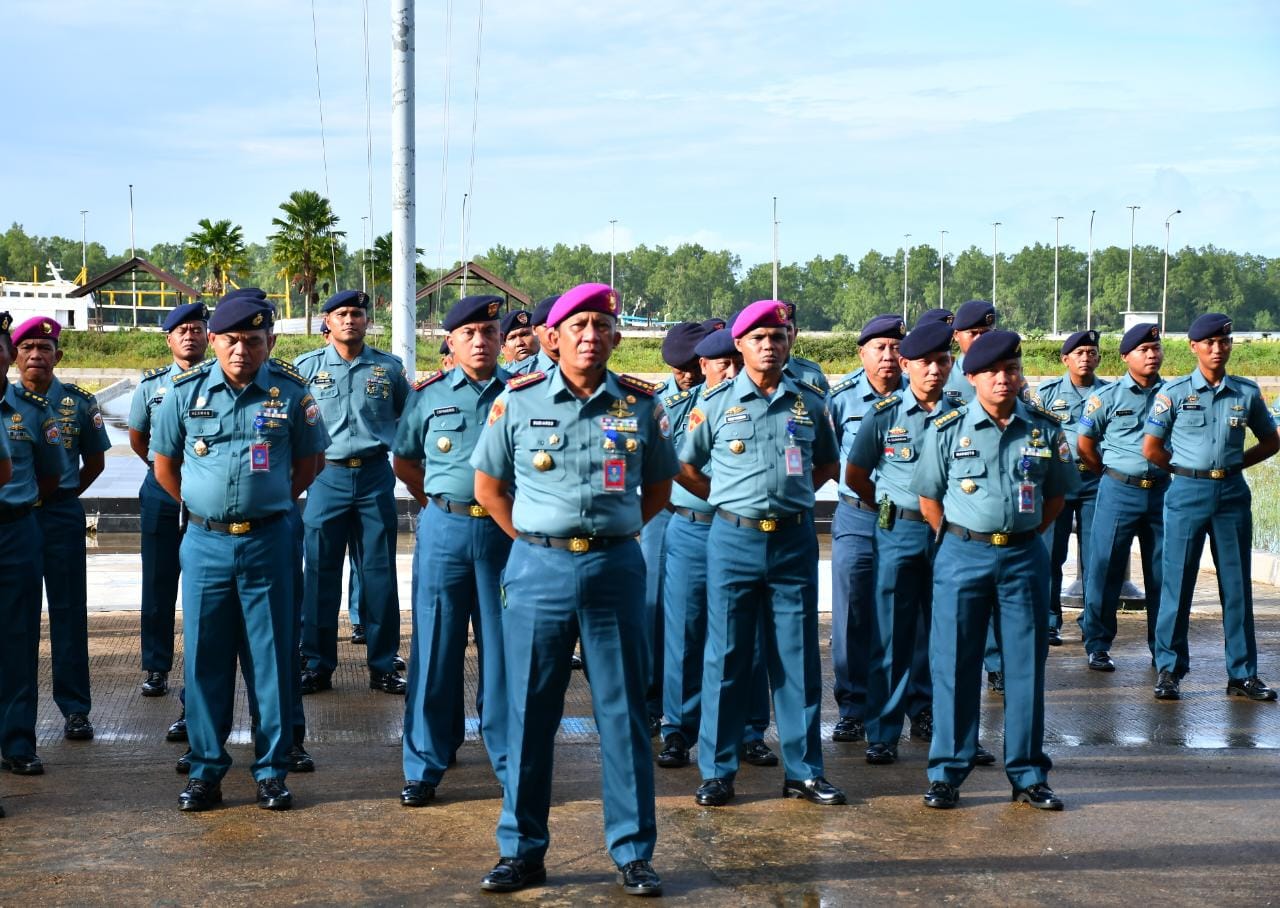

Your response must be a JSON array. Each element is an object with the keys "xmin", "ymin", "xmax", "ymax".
[
  {"xmin": 172, "ymin": 361, "xmax": 212, "ymax": 385},
  {"xmin": 699, "ymin": 380, "xmax": 732, "ymax": 401},
  {"xmin": 269, "ymin": 358, "xmax": 308, "ymax": 386},
  {"xmin": 507, "ymin": 371, "xmax": 548, "ymax": 391},
  {"xmin": 293, "ymin": 346, "xmax": 324, "ymax": 363},
  {"xmin": 617, "ymin": 374, "xmax": 660, "ymax": 397},
  {"xmin": 663, "ymin": 388, "xmax": 693, "ymax": 409},
  {"xmin": 62, "ymin": 382, "xmax": 96, "ymax": 401},
  {"xmin": 18, "ymin": 387, "xmax": 49, "ymax": 407},
  {"xmin": 932, "ymin": 407, "xmax": 965, "ymax": 430},
  {"xmin": 412, "ymin": 370, "xmax": 447, "ymax": 391},
  {"xmin": 797, "ymin": 379, "xmax": 826, "ymax": 398},
  {"xmin": 1026, "ymin": 400, "xmax": 1060, "ymax": 423},
  {"xmin": 828, "ymin": 372, "xmax": 862, "ymax": 395},
  {"xmin": 1234, "ymin": 375, "xmax": 1260, "ymax": 389},
  {"xmin": 141, "ymin": 365, "xmax": 169, "ymax": 381},
  {"xmin": 872, "ymin": 393, "xmax": 902, "ymax": 412}
]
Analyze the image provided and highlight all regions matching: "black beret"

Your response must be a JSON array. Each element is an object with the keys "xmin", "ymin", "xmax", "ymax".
[
  {"xmin": 443, "ymin": 294, "xmax": 503, "ymax": 331},
  {"xmin": 1060, "ymin": 329, "xmax": 1099, "ymax": 356},
  {"xmin": 954, "ymin": 299, "xmax": 996, "ymax": 330},
  {"xmin": 439, "ymin": 338, "xmax": 450, "ymax": 355},
  {"xmin": 322, "ymin": 290, "xmax": 369, "ymax": 313},
  {"xmin": 858, "ymin": 314, "xmax": 907, "ymax": 345},
  {"xmin": 963, "ymin": 329, "xmax": 1022, "ymax": 374},
  {"xmin": 916, "ymin": 308, "xmax": 954, "ymax": 327},
  {"xmin": 530, "ymin": 295, "xmax": 560, "ymax": 327},
  {"xmin": 899, "ymin": 321, "xmax": 954, "ymax": 359},
  {"xmin": 209, "ymin": 295, "xmax": 273, "ymax": 333},
  {"xmin": 661, "ymin": 322, "xmax": 709, "ymax": 367},
  {"xmin": 162, "ymin": 302, "xmax": 208, "ymax": 332},
  {"xmin": 1119, "ymin": 322, "xmax": 1161, "ymax": 355},
  {"xmin": 501, "ymin": 309, "xmax": 532, "ymax": 338},
  {"xmin": 1187, "ymin": 313, "xmax": 1232, "ymax": 341},
  {"xmin": 222, "ymin": 287, "xmax": 267, "ymax": 302},
  {"xmin": 700, "ymin": 317, "xmax": 727, "ymax": 333},
  {"xmin": 783, "ymin": 301, "xmax": 797, "ymax": 322},
  {"xmin": 694, "ymin": 327, "xmax": 737, "ymax": 359},
  {"xmin": 0, "ymin": 311, "xmax": 10, "ymax": 334}
]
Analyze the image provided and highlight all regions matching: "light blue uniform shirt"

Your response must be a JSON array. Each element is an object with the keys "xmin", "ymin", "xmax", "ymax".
[
  {"xmin": 828, "ymin": 368, "xmax": 907, "ymax": 498},
  {"xmin": 1032, "ymin": 373, "xmax": 1107, "ymax": 453},
  {"xmin": 43, "ymin": 376, "xmax": 112, "ymax": 490},
  {"xmin": 293, "ymin": 344, "xmax": 409, "ymax": 459},
  {"xmin": 151, "ymin": 360, "xmax": 331, "ymax": 522},
  {"xmin": 911, "ymin": 400, "xmax": 1079, "ymax": 534},
  {"xmin": 392, "ymin": 365, "xmax": 509, "ymax": 502},
  {"xmin": 847, "ymin": 390, "xmax": 961, "ymax": 510},
  {"xmin": 0, "ymin": 383, "xmax": 66, "ymax": 507},
  {"xmin": 129, "ymin": 362, "xmax": 200, "ymax": 458},
  {"xmin": 1270, "ymin": 393, "xmax": 1280, "ymax": 427},
  {"xmin": 1077, "ymin": 372, "xmax": 1166, "ymax": 476},
  {"xmin": 662, "ymin": 382, "xmax": 710, "ymax": 513},
  {"xmin": 471, "ymin": 369, "xmax": 678, "ymax": 537},
  {"xmin": 1144, "ymin": 367, "xmax": 1275, "ymax": 471},
  {"xmin": 785, "ymin": 355, "xmax": 830, "ymax": 394},
  {"xmin": 679, "ymin": 370, "xmax": 837, "ymax": 518},
  {"xmin": 942, "ymin": 354, "xmax": 972, "ymax": 404}
]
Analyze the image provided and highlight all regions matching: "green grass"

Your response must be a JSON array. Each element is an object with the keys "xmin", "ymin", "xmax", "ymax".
[{"xmin": 1247, "ymin": 458, "xmax": 1280, "ymax": 554}]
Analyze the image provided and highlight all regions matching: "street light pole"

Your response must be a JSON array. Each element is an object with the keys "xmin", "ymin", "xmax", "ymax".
[
  {"xmin": 771, "ymin": 197, "xmax": 779, "ymax": 299},
  {"xmin": 1126, "ymin": 205, "xmax": 1141, "ymax": 314},
  {"xmin": 902, "ymin": 234, "xmax": 912, "ymax": 321},
  {"xmin": 79, "ymin": 210, "xmax": 89, "ymax": 274},
  {"xmin": 361, "ymin": 215, "xmax": 369, "ymax": 295},
  {"xmin": 1086, "ymin": 209, "xmax": 1095, "ymax": 329},
  {"xmin": 991, "ymin": 222, "xmax": 1001, "ymax": 305},
  {"xmin": 128, "ymin": 183, "xmax": 138, "ymax": 326},
  {"xmin": 1162, "ymin": 208, "xmax": 1181, "ymax": 330},
  {"xmin": 609, "ymin": 218, "xmax": 618, "ymax": 288},
  {"xmin": 1053, "ymin": 215, "xmax": 1063, "ymax": 335},
  {"xmin": 939, "ymin": 229, "xmax": 947, "ymax": 309}
]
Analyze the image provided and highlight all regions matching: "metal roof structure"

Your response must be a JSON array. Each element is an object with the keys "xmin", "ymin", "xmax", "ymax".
[
  {"xmin": 67, "ymin": 257, "xmax": 202, "ymax": 300},
  {"xmin": 415, "ymin": 262, "xmax": 531, "ymax": 308}
]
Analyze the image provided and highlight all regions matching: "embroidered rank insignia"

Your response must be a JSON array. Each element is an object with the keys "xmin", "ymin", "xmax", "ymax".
[
  {"xmin": 873, "ymin": 394, "xmax": 901, "ymax": 412},
  {"xmin": 507, "ymin": 371, "xmax": 548, "ymax": 391},
  {"xmin": 413, "ymin": 371, "xmax": 447, "ymax": 391},
  {"xmin": 617, "ymin": 374, "xmax": 660, "ymax": 397}
]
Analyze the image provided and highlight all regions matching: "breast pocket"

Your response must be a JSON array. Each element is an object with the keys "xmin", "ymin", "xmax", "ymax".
[
  {"xmin": 1113, "ymin": 415, "xmax": 1140, "ymax": 431},
  {"xmin": 718, "ymin": 421, "xmax": 757, "ymax": 461},
  {"xmin": 517, "ymin": 426, "xmax": 569, "ymax": 482},
  {"xmin": 1177, "ymin": 410, "xmax": 1207, "ymax": 433},
  {"xmin": 428, "ymin": 414, "xmax": 467, "ymax": 456}
]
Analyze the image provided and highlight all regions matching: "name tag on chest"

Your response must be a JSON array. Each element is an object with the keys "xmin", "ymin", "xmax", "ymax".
[{"xmin": 188, "ymin": 409, "xmax": 215, "ymax": 418}]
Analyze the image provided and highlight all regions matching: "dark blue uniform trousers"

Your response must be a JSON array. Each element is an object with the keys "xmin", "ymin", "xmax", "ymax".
[
  {"xmin": 929, "ymin": 534, "xmax": 1052, "ymax": 790},
  {"xmin": 403, "ymin": 503, "xmax": 511, "ymax": 786},
  {"xmin": 1045, "ymin": 482, "xmax": 1098, "ymax": 631},
  {"xmin": 660, "ymin": 513, "xmax": 770, "ymax": 745},
  {"xmin": 36, "ymin": 497, "xmax": 91, "ymax": 717},
  {"xmin": 1156, "ymin": 475, "xmax": 1258, "ymax": 679},
  {"xmin": 139, "ymin": 471, "xmax": 182, "ymax": 672},
  {"xmin": 498, "ymin": 538, "xmax": 655, "ymax": 867},
  {"xmin": 640, "ymin": 509, "xmax": 669, "ymax": 721},
  {"xmin": 1083, "ymin": 473, "xmax": 1165, "ymax": 656},
  {"xmin": 180, "ymin": 519, "xmax": 296, "ymax": 783},
  {"xmin": 699, "ymin": 515, "xmax": 824, "ymax": 782},
  {"xmin": 0, "ymin": 514, "xmax": 43, "ymax": 761},
  {"xmin": 866, "ymin": 519, "xmax": 934, "ymax": 745},
  {"xmin": 302, "ymin": 458, "xmax": 400, "ymax": 676},
  {"xmin": 830, "ymin": 500, "xmax": 874, "ymax": 720}
]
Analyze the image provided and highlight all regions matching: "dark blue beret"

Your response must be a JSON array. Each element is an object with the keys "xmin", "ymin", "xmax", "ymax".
[
  {"xmin": 1060, "ymin": 329, "xmax": 1099, "ymax": 355},
  {"xmin": 899, "ymin": 321, "xmax": 954, "ymax": 359},
  {"xmin": 322, "ymin": 290, "xmax": 369, "ymax": 313},
  {"xmin": 1120, "ymin": 322, "xmax": 1161, "ymax": 355},
  {"xmin": 530, "ymin": 295, "xmax": 559, "ymax": 327},
  {"xmin": 222, "ymin": 287, "xmax": 267, "ymax": 302},
  {"xmin": 858, "ymin": 314, "xmax": 907, "ymax": 345},
  {"xmin": 916, "ymin": 308, "xmax": 954, "ymax": 327},
  {"xmin": 662, "ymin": 322, "xmax": 709, "ymax": 367},
  {"xmin": 1188, "ymin": 313, "xmax": 1232, "ymax": 342},
  {"xmin": 209, "ymin": 295, "xmax": 273, "ymax": 333},
  {"xmin": 963, "ymin": 329, "xmax": 1022, "ymax": 374},
  {"xmin": 443, "ymin": 295, "xmax": 503, "ymax": 331},
  {"xmin": 501, "ymin": 309, "xmax": 532, "ymax": 337},
  {"xmin": 954, "ymin": 299, "xmax": 996, "ymax": 331},
  {"xmin": 0, "ymin": 312, "xmax": 11, "ymax": 334},
  {"xmin": 439, "ymin": 338, "xmax": 450, "ymax": 355},
  {"xmin": 162, "ymin": 302, "xmax": 208, "ymax": 332},
  {"xmin": 700, "ymin": 317, "xmax": 727, "ymax": 333},
  {"xmin": 694, "ymin": 327, "xmax": 737, "ymax": 359},
  {"xmin": 783, "ymin": 301, "xmax": 797, "ymax": 322},
  {"xmin": 320, "ymin": 321, "xmax": 331, "ymax": 336}
]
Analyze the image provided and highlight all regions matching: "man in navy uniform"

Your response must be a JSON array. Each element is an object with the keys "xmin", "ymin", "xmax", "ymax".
[
  {"xmin": 394, "ymin": 294, "xmax": 512, "ymax": 806},
  {"xmin": 913, "ymin": 330, "xmax": 1078, "ymax": 811},
  {"xmin": 295, "ymin": 290, "xmax": 410, "ymax": 697},
  {"xmin": 129, "ymin": 302, "xmax": 210, "ymax": 698},
  {"xmin": 515, "ymin": 294, "xmax": 560, "ymax": 376},
  {"xmin": 1142, "ymin": 313, "xmax": 1279, "ymax": 702},
  {"xmin": 1077, "ymin": 323, "xmax": 1167, "ymax": 670},
  {"xmin": 472, "ymin": 282, "xmax": 672, "ymax": 897},
  {"xmin": 679, "ymin": 299, "xmax": 846, "ymax": 809},
  {"xmin": 500, "ymin": 308, "xmax": 538, "ymax": 369},
  {"xmin": 941, "ymin": 300, "xmax": 995, "ymax": 405},
  {"xmin": 781, "ymin": 301, "xmax": 830, "ymax": 393},
  {"xmin": 12, "ymin": 316, "xmax": 111, "ymax": 743},
  {"xmin": 152, "ymin": 294, "xmax": 330, "ymax": 811}
]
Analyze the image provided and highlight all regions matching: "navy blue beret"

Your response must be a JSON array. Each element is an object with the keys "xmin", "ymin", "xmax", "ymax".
[
  {"xmin": 320, "ymin": 321, "xmax": 331, "ymax": 336},
  {"xmin": 700, "ymin": 317, "xmax": 727, "ymax": 333},
  {"xmin": 783, "ymin": 301, "xmax": 797, "ymax": 322},
  {"xmin": 899, "ymin": 321, "xmax": 954, "ymax": 359},
  {"xmin": 443, "ymin": 294, "xmax": 503, "ymax": 331},
  {"xmin": 162, "ymin": 301, "xmax": 208, "ymax": 332},
  {"xmin": 0, "ymin": 311, "xmax": 11, "ymax": 335},
  {"xmin": 209, "ymin": 295, "xmax": 273, "ymax": 333},
  {"xmin": 916, "ymin": 308, "xmax": 954, "ymax": 327},
  {"xmin": 530, "ymin": 295, "xmax": 559, "ymax": 327},
  {"xmin": 858, "ymin": 314, "xmax": 907, "ymax": 345},
  {"xmin": 1120, "ymin": 322, "xmax": 1161, "ymax": 355},
  {"xmin": 322, "ymin": 290, "xmax": 369, "ymax": 313},
  {"xmin": 963, "ymin": 329, "xmax": 1022, "ymax": 374},
  {"xmin": 501, "ymin": 309, "xmax": 532, "ymax": 337},
  {"xmin": 1188, "ymin": 313, "xmax": 1232, "ymax": 342},
  {"xmin": 439, "ymin": 338, "xmax": 450, "ymax": 355},
  {"xmin": 1060, "ymin": 329, "xmax": 1099, "ymax": 356},
  {"xmin": 222, "ymin": 287, "xmax": 267, "ymax": 302},
  {"xmin": 694, "ymin": 327, "xmax": 737, "ymax": 359},
  {"xmin": 662, "ymin": 322, "xmax": 709, "ymax": 367},
  {"xmin": 954, "ymin": 299, "xmax": 996, "ymax": 331}
]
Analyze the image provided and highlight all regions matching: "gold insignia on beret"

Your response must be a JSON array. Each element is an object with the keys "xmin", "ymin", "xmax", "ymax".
[
  {"xmin": 775, "ymin": 305, "xmax": 789, "ymax": 322},
  {"xmin": 607, "ymin": 291, "xmax": 618, "ymax": 313},
  {"xmin": 0, "ymin": 313, "xmax": 10, "ymax": 332},
  {"xmin": 436, "ymin": 436, "xmax": 452, "ymax": 453},
  {"xmin": 517, "ymin": 312, "xmax": 528, "ymax": 325},
  {"xmin": 532, "ymin": 451, "xmax": 554, "ymax": 471},
  {"xmin": 1223, "ymin": 321, "xmax": 1232, "ymax": 333},
  {"xmin": 897, "ymin": 322, "xmax": 906, "ymax": 337},
  {"xmin": 1150, "ymin": 326, "xmax": 1160, "ymax": 339},
  {"xmin": 252, "ymin": 313, "xmax": 264, "ymax": 327},
  {"xmin": 983, "ymin": 313, "xmax": 995, "ymax": 326},
  {"xmin": 487, "ymin": 302, "xmax": 500, "ymax": 318},
  {"xmin": 729, "ymin": 439, "xmax": 746, "ymax": 455}
]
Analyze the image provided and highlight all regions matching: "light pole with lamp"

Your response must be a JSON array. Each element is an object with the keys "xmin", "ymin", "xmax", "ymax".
[
  {"xmin": 1086, "ymin": 209, "xmax": 1095, "ymax": 329},
  {"xmin": 79, "ymin": 209, "xmax": 89, "ymax": 275},
  {"xmin": 902, "ymin": 234, "xmax": 911, "ymax": 321},
  {"xmin": 610, "ymin": 218, "xmax": 618, "ymax": 288},
  {"xmin": 1053, "ymin": 215, "xmax": 1063, "ymax": 335},
  {"xmin": 1126, "ymin": 205, "xmax": 1141, "ymax": 314},
  {"xmin": 939, "ymin": 229, "xmax": 947, "ymax": 309},
  {"xmin": 1162, "ymin": 209, "xmax": 1181, "ymax": 330},
  {"xmin": 991, "ymin": 222, "xmax": 1001, "ymax": 305}
]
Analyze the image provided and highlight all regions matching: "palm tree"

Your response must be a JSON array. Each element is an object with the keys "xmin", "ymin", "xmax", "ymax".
[
  {"xmin": 183, "ymin": 218, "xmax": 248, "ymax": 296},
  {"xmin": 269, "ymin": 190, "xmax": 345, "ymax": 333},
  {"xmin": 367, "ymin": 231, "xmax": 426, "ymax": 310}
]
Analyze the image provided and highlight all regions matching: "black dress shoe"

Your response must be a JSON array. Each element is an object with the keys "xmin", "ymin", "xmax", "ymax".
[
  {"xmin": 393, "ymin": 653, "xmax": 407, "ymax": 671},
  {"xmin": 166, "ymin": 712, "xmax": 188, "ymax": 742},
  {"xmin": 987, "ymin": 671, "xmax": 1005, "ymax": 694},
  {"xmin": 647, "ymin": 715, "xmax": 662, "ymax": 738},
  {"xmin": 350, "ymin": 624, "xmax": 367, "ymax": 644},
  {"xmin": 1012, "ymin": 782, "xmax": 1065, "ymax": 810},
  {"xmin": 657, "ymin": 733, "xmax": 690, "ymax": 768},
  {"xmin": 783, "ymin": 776, "xmax": 847, "ymax": 805},
  {"xmin": 64, "ymin": 713, "xmax": 94, "ymax": 741},
  {"xmin": 289, "ymin": 744, "xmax": 315, "ymax": 773},
  {"xmin": 401, "ymin": 780, "xmax": 436, "ymax": 807},
  {"xmin": 1047, "ymin": 627, "xmax": 1063, "ymax": 647},
  {"xmin": 370, "ymin": 670, "xmax": 407, "ymax": 694},
  {"xmin": 619, "ymin": 860, "xmax": 663, "ymax": 897},
  {"xmin": 480, "ymin": 857, "xmax": 547, "ymax": 893},
  {"xmin": 1, "ymin": 754, "xmax": 44, "ymax": 776},
  {"xmin": 1088, "ymin": 651, "xmax": 1116, "ymax": 672},
  {"xmin": 299, "ymin": 668, "xmax": 333, "ymax": 695},
  {"xmin": 141, "ymin": 671, "xmax": 169, "ymax": 697},
  {"xmin": 570, "ymin": 653, "xmax": 584, "ymax": 671},
  {"xmin": 973, "ymin": 744, "xmax": 997, "ymax": 767},
  {"xmin": 695, "ymin": 777, "xmax": 734, "ymax": 806},
  {"xmin": 178, "ymin": 779, "xmax": 222, "ymax": 812},
  {"xmin": 176, "ymin": 749, "xmax": 192, "ymax": 774},
  {"xmin": 1226, "ymin": 676, "xmax": 1277, "ymax": 702},
  {"xmin": 865, "ymin": 742, "xmax": 897, "ymax": 765},
  {"xmin": 741, "ymin": 740, "xmax": 778, "ymax": 767},
  {"xmin": 832, "ymin": 716, "xmax": 865, "ymax": 742},
  {"xmin": 923, "ymin": 780, "xmax": 960, "ymax": 809},
  {"xmin": 257, "ymin": 778, "xmax": 293, "ymax": 810},
  {"xmin": 909, "ymin": 708, "xmax": 933, "ymax": 740},
  {"xmin": 1154, "ymin": 670, "xmax": 1181, "ymax": 701}
]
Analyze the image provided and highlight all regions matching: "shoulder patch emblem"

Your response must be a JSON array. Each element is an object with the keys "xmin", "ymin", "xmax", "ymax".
[
  {"xmin": 412, "ymin": 370, "xmax": 447, "ymax": 391},
  {"xmin": 1084, "ymin": 395, "xmax": 1102, "ymax": 416},
  {"xmin": 507, "ymin": 371, "xmax": 548, "ymax": 391},
  {"xmin": 873, "ymin": 394, "xmax": 902, "ymax": 412},
  {"xmin": 617, "ymin": 374, "xmax": 660, "ymax": 397},
  {"xmin": 687, "ymin": 407, "xmax": 706, "ymax": 431},
  {"xmin": 487, "ymin": 398, "xmax": 506, "ymax": 426}
]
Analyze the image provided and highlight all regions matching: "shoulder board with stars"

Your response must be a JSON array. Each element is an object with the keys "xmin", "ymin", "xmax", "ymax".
[
  {"xmin": 141, "ymin": 365, "xmax": 169, "ymax": 381},
  {"xmin": 1027, "ymin": 401, "xmax": 1060, "ymax": 423},
  {"xmin": 507, "ymin": 371, "xmax": 548, "ymax": 391},
  {"xmin": 172, "ymin": 361, "xmax": 213, "ymax": 385},
  {"xmin": 663, "ymin": 388, "xmax": 693, "ymax": 409},
  {"xmin": 796, "ymin": 379, "xmax": 826, "ymax": 398},
  {"xmin": 617, "ymin": 374, "xmax": 660, "ymax": 397},
  {"xmin": 873, "ymin": 394, "xmax": 901, "ymax": 412},
  {"xmin": 932, "ymin": 407, "xmax": 965, "ymax": 430},
  {"xmin": 699, "ymin": 380, "xmax": 732, "ymax": 401},
  {"xmin": 412, "ymin": 370, "xmax": 447, "ymax": 391},
  {"xmin": 18, "ymin": 387, "xmax": 49, "ymax": 407},
  {"xmin": 828, "ymin": 370, "xmax": 864, "ymax": 396},
  {"xmin": 62, "ymin": 382, "xmax": 96, "ymax": 401},
  {"xmin": 269, "ymin": 358, "xmax": 308, "ymax": 386}
]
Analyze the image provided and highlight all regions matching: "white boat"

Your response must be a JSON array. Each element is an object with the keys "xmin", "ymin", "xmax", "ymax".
[{"xmin": 0, "ymin": 262, "xmax": 95, "ymax": 329}]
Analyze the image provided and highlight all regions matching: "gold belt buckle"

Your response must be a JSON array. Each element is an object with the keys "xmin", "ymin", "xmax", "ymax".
[
  {"xmin": 990, "ymin": 532, "xmax": 1009, "ymax": 546},
  {"xmin": 346, "ymin": 457, "xmax": 363, "ymax": 468},
  {"xmin": 1139, "ymin": 478, "xmax": 1153, "ymax": 489},
  {"xmin": 1078, "ymin": 462, "xmax": 1089, "ymax": 472},
  {"xmin": 469, "ymin": 504, "xmax": 488, "ymax": 518},
  {"xmin": 758, "ymin": 518, "xmax": 777, "ymax": 532},
  {"xmin": 568, "ymin": 537, "xmax": 590, "ymax": 553},
  {"xmin": 229, "ymin": 521, "xmax": 251, "ymax": 535},
  {"xmin": 1209, "ymin": 468, "xmax": 1225, "ymax": 480}
]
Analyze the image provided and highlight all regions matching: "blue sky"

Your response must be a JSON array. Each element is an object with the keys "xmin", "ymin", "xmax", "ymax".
[{"xmin": 5, "ymin": 0, "xmax": 1278, "ymax": 269}]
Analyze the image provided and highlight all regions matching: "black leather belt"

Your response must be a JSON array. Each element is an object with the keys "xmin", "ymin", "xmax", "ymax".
[
  {"xmin": 1170, "ymin": 465, "xmax": 1240, "ymax": 481},
  {"xmin": 715, "ymin": 509, "xmax": 805, "ymax": 532},
  {"xmin": 889, "ymin": 504, "xmax": 926, "ymax": 523},
  {"xmin": 1104, "ymin": 467, "xmax": 1167, "ymax": 489},
  {"xmin": 945, "ymin": 524, "xmax": 1038, "ymax": 547},
  {"xmin": 0, "ymin": 503, "xmax": 34, "ymax": 524},
  {"xmin": 326, "ymin": 454, "xmax": 384, "ymax": 468},
  {"xmin": 838, "ymin": 493, "xmax": 878, "ymax": 513},
  {"xmin": 37, "ymin": 488, "xmax": 79, "ymax": 506},
  {"xmin": 431, "ymin": 496, "xmax": 490, "ymax": 518},
  {"xmin": 517, "ymin": 533, "xmax": 634, "ymax": 553},
  {"xmin": 671, "ymin": 505, "xmax": 714, "ymax": 524},
  {"xmin": 188, "ymin": 511, "xmax": 288, "ymax": 536}
]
